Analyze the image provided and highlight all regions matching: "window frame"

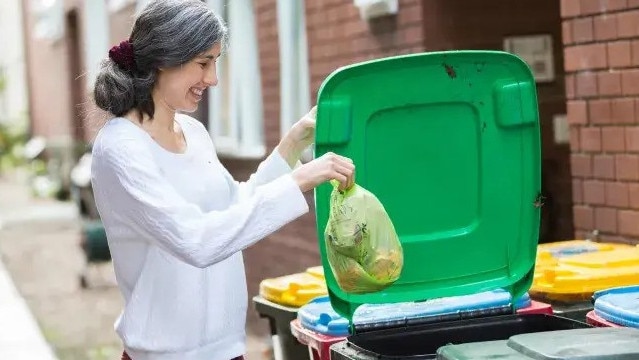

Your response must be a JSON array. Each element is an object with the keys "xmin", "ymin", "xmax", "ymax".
[
  {"xmin": 276, "ymin": 0, "xmax": 312, "ymax": 161},
  {"xmin": 206, "ymin": 0, "xmax": 266, "ymax": 159}
]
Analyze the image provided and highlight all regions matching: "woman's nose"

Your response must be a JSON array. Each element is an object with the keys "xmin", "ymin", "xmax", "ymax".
[{"xmin": 203, "ymin": 67, "xmax": 218, "ymax": 87}]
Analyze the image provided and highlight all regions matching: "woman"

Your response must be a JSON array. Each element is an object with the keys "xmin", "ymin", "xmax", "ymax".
[{"xmin": 90, "ymin": 1, "xmax": 354, "ymax": 359}]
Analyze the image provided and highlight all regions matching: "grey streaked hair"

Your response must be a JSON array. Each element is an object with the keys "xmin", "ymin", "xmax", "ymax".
[{"xmin": 93, "ymin": 0, "xmax": 227, "ymax": 120}]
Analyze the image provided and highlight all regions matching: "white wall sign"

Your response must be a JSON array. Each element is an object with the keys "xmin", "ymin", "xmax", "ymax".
[
  {"xmin": 354, "ymin": 0, "xmax": 398, "ymax": 20},
  {"xmin": 553, "ymin": 114, "xmax": 569, "ymax": 145},
  {"xmin": 503, "ymin": 34, "xmax": 555, "ymax": 83}
]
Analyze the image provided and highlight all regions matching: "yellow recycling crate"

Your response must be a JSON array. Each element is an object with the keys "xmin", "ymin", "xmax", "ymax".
[
  {"xmin": 530, "ymin": 246, "xmax": 639, "ymax": 302},
  {"xmin": 532, "ymin": 240, "xmax": 633, "ymax": 288},
  {"xmin": 259, "ymin": 271, "xmax": 328, "ymax": 307}
]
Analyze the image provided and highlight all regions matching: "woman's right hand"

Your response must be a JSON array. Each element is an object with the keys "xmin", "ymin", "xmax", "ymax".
[{"xmin": 292, "ymin": 152, "xmax": 355, "ymax": 193}]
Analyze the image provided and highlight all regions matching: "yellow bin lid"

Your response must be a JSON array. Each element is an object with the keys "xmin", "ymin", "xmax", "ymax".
[
  {"xmin": 259, "ymin": 272, "xmax": 328, "ymax": 308},
  {"xmin": 536, "ymin": 240, "xmax": 632, "ymax": 258},
  {"xmin": 532, "ymin": 240, "xmax": 635, "ymax": 292},
  {"xmin": 561, "ymin": 247, "xmax": 639, "ymax": 268},
  {"xmin": 530, "ymin": 247, "xmax": 639, "ymax": 301},
  {"xmin": 306, "ymin": 266, "xmax": 325, "ymax": 279}
]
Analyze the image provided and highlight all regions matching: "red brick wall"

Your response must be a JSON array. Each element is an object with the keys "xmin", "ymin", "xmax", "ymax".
[
  {"xmin": 255, "ymin": 0, "xmax": 282, "ymax": 151},
  {"xmin": 238, "ymin": 0, "xmax": 427, "ymax": 336},
  {"xmin": 238, "ymin": 0, "xmax": 310, "ymax": 336},
  {"xmin": 562, "ymin": 0, "xmax": 639, "ymax": 243},
  {"xmin": 422, "ymin": 0, "xmax": 572, "ymax": 242},
  {"xmin": 23, "ymin": 0, "xmax": 85, "ymax": 142},
  {"xmin": 302, "ymin": 0, "xmax": 574, "ymax": 243},
  {"xmin": 306, "ymin": 0, "xmax": 425, "ymax": 100}
]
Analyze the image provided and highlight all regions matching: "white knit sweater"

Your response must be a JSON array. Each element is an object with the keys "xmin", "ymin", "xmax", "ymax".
[{"xmin": 90, "ymin": 115, "xmax": 309, "ymax": 360}]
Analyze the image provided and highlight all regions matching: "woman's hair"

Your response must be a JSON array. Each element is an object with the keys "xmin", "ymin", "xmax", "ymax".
[{"xmin": 93, "ymin": 0, "xmax": 227, "ymax": 120}]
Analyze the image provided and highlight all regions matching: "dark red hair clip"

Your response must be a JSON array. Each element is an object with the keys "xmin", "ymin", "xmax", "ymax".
[{"xmin": 109, "ymin": 40, "xmax": 136, "ymax": 72}]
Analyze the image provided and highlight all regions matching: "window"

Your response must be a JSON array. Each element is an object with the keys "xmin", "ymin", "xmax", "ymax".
[
  {"xmin": 106, "ymin": 0, "xmax": 135, "ymax": 13},
  {"xmin": 206, "ymin": 0, "xmax": 265, "ymax": 159},
  {"xmin": 276, "ymin": 0, "xmax": 311, "ymax": 161},
  {"xmin": 83, "ymin": 0, "xmax": 109, "ymax": 90},
  {"xmin": 30, "ymin": 0, "xmax": 65, "ymax": 42}
]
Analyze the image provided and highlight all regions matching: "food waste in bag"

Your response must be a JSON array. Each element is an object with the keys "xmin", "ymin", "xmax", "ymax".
[{"xmin": 325, "ymin": 180, "xmax": 403, "ymax": 293}]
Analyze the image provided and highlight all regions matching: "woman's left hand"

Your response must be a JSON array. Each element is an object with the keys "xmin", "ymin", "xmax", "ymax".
[
  {"xmin": 287, "ymin": 106, "xmax": 316, "ymax": 150},
  {"xmin": 278, "ymin": 106, "xmax": 317, "ymax": 166}
]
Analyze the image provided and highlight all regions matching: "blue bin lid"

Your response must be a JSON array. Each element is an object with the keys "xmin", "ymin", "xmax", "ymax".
[
  {"xmin": 299, "ymin": 289, "xmax": 528, "ymax": 336},
  {"xmin": 593, "ymin": 286, "xmax": 639, "ymax": 329},
  {"xmin": 515, "ymin": 291, "xmax": 531, "ymax": 309},
  {"xmin": 298, "ymin": 297, "xmax": 350, "ymax": 337}
]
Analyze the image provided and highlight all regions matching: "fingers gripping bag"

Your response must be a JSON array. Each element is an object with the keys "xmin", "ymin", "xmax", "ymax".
[{"xmin": 324, "ymin": 180, "xmax": 404, "ymax": 294}]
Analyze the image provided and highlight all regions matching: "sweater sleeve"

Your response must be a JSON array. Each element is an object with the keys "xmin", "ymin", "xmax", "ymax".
[
  {"xmin": 224, "ymin": 149, "xmax": 295, "ymax": 203},
  {"xmin": 92, "ymin": 138, "xmax": 309, "ymax": 268},
  {"xmin": 190, "ymin": 114, "xmax": 294, "ymax": 203}
]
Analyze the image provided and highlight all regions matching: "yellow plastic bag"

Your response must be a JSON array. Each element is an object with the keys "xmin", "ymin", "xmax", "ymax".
[{"xmin": 325, "ymin": 180, "xmax": 403, "ymax": 294}]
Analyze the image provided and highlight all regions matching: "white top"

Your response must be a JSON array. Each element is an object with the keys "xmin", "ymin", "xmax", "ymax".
[{"xmin": 90, "ymin": 115, "xmax": 309, "ymax": 360}]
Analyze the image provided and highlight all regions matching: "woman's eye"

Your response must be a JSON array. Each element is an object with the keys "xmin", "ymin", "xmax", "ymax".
[{"xmin": 198, "ymin": 62, "xmax": 207, "ymax": 68}]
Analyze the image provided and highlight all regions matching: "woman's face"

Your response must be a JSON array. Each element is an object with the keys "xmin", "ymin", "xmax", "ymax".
[{"xmin": 153, "ymin": 42, "xmax": 222, "ymax": 113}]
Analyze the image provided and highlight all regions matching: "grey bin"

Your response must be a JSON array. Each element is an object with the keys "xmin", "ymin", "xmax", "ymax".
[{"xmin": 437, "ymin": 327, "xmax": 639, "ymax": 360}]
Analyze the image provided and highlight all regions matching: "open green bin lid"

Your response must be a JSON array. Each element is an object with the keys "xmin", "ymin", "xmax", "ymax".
[{"xmin": 313, "ymin": 50, "xmax": 542, "ymax": 323}]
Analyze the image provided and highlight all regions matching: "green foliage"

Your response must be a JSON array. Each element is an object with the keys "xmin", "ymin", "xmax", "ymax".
[{"xmin": 0, "ymin": 120, "xmax": 28, "ymax": 173}]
